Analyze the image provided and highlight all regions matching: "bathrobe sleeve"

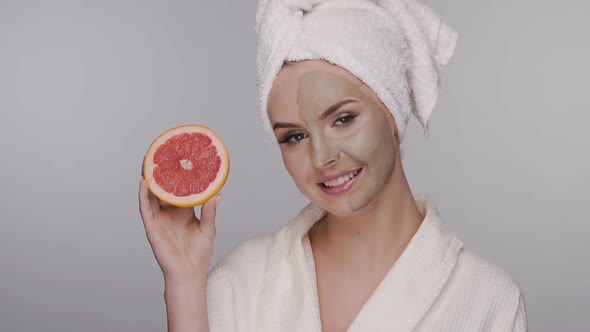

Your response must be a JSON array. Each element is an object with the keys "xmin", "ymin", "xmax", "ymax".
[
  {"xmin": 485, "ymin": 271, "xmax": 528, "ymax": 332},
  {"xmin": 510, "ymin": 292, "xmax": 528, "ymax": 331}
]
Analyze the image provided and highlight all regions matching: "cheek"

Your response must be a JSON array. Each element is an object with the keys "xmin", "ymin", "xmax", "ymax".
[
  {"xmin": 280, "ymin": 147, "xmax": 310, "ymax": 181},
  {"xmin": 369, "ymin": 121, "xmax": 396, "ymax": 169},
  {"xmin": 340, "ymin": 124, "xmax": 383, "ymax": 161}
]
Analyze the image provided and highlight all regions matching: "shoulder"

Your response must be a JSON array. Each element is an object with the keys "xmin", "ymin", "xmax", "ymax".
[
  {"xmin": 208, "ymin": 203, "xmax": 322, "ymax": 283},
  {"xmin": 440, "ymin": 249, "xmax": 528, "ymax": 330},
  {"xmin": 208, "ymin": 235, "xmax": 273, "ymax": 285},
  {"xmin": 424, "ymin": 248, "xmax": 528, "ymax": 331},
  {"xmin": 205, "ymin": 219, "xmax": 305, "ymax": 331},
  {"xmin": 207, "ymin": 214, "xmax": 300, "ymax": 286},
  {"xmin": 454, "ymin": 249, "xmax": 523, "ymax": 300}
]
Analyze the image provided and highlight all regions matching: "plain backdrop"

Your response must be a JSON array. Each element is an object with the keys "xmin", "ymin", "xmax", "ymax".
[{"xmin": 1, "ymin": 0, "xmax": 589, "ymax": 331}]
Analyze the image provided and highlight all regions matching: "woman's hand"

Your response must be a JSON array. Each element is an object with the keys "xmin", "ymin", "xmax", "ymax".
[{"xmin": 138, "ymin": 176, "xmax": 220, "ymax": 286}]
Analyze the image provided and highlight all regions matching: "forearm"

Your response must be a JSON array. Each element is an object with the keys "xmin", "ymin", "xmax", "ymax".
[{"xmin": 164, "ymin": 279, "xmax": 209, "ymax": 332}]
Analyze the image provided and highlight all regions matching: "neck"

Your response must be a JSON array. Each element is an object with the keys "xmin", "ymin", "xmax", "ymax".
[{"xmin": 309, "ymin": 161, "xmax": 423, "ymax": 272}]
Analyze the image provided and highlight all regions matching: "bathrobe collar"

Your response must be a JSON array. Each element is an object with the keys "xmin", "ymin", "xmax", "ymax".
[{"xmin": 257, "ymin": 194, "xmax": 464, "ymax": 331}]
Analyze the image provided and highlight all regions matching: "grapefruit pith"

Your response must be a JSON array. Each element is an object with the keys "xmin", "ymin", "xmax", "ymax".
[{"xmin": 143, "ymin": 124, "xmax": 229, "ymax": 207}]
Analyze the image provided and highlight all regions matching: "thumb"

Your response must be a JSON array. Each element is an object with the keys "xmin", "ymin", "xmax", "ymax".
[{"xmin": 200, "ymin": 193, "xmax": 221, "ymax": 240}]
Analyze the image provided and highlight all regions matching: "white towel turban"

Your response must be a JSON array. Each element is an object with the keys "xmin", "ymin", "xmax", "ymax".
[{"xmin": 255, "ymin": 0, "xmax": 458, "ymax": 142}]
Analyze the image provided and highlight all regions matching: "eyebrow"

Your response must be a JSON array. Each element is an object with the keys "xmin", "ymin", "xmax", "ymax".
[{"xmin": 272, "ymin": 99, "xmax": 358, "ymax": 131}]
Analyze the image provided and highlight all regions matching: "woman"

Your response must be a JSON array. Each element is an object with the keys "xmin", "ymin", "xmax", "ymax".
[{"xmin": 139, "ymin": 0, "xmax": 528, "ymax": 331}]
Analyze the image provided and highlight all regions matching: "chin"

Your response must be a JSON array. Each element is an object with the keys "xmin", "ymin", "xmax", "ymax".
[{"xmin": 309, "ymin": 192, "xmax": 374, "ymax": 218}]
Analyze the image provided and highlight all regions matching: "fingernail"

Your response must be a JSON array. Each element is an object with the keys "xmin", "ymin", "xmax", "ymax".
[{"xmin": 215, "ymin": 194, "xmax": 222, "ymax": 208}]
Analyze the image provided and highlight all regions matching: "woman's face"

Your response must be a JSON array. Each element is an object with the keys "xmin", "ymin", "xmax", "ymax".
[{"xmin": 267, "ymin": 60, "xmax": 399, "ymax": 217}]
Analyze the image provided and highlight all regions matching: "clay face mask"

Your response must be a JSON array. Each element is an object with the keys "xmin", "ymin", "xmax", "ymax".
[{"xmin": 287, "ymin": 68, "xmax": 398, "ymax": 213}]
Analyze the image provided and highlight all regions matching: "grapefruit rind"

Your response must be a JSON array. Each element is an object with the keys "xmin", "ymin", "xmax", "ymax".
[{"xmin": 143, "ymin": 124, "xmax": 230, "ymax": 207}]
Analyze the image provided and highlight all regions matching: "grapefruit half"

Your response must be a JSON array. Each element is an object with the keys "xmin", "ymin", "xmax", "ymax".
[{"xmin": 143, "ymin": 125, "xmax": 229, "ymax": 207}]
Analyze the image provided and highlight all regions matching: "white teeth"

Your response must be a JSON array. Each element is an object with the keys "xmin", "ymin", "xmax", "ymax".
[{"xmin": 323, "ymin": 170, "xmax": 360, "ymax": 188}]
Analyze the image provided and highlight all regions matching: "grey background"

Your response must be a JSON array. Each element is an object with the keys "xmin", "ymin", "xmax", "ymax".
[{"xmin": 1, "ymin": 0, "xmax": 588, "ymax": 331}]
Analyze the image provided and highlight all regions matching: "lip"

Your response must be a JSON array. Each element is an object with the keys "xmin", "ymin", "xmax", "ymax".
[{"xmin": 318, "ymin": 167, "xmax": 363, "ymax": 196}]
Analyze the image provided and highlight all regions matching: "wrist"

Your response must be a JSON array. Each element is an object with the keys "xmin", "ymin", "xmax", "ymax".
[
  {"xmin": 163, "ymin": 276, "xmax": 210, "ymax": 332},
  {"xmin": 164, "ymin": 275, "xmax": 207, "ymax": 292}
]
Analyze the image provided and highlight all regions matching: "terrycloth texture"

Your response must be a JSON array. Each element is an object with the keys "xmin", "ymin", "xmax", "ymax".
[
  {"xmin": 207, "ymin": 195, "xmax": 528, "ymax": 331},
  {"xmin": 255, "ymin": 0, "xmax": 458, "ymax": 142}
]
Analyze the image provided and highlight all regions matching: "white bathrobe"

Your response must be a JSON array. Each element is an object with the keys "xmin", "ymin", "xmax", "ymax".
[{"xmin": 207, "ymin": 195, "xmax": 528, "ymax": 331}]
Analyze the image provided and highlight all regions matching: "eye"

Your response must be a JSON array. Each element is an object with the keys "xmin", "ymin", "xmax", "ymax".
[
  {"xmin": 333, "ymin": 113, "xmax": 357, "ymax": 127},
  {"xmin": 278, "ymin": 132, "xmax": 308, "ymax": 145}
]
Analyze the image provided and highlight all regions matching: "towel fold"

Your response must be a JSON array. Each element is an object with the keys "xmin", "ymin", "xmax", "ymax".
[{"xmin": 255, "ymin": 0, "xmax": 457, "ymax": 142}]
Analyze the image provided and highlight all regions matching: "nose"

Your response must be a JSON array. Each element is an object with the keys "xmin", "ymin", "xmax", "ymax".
[{"xmin": 312, "ymin": 135, "xmax": 339, "ymax": 169}]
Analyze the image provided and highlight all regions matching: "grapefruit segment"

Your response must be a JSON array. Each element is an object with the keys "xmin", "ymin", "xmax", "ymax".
[{"xmin": 143, "ymin": 125, "xmax": 229, "ymax": 207}]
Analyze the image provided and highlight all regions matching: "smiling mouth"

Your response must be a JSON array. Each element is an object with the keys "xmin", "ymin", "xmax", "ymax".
[{"xmin": 319, "ymin": 168, "xmax": 362, "ymax": 188}]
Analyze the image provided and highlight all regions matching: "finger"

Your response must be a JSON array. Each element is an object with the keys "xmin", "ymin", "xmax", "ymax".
[
  {"xmin": 141, "ymin": 155, "xmax": 146, "ymax": 177},
  {"xmin": 138, "ymin": 177, "xmax": 154, "ymax": 223},
  {"xmin": 199, "ymin": 193, "xmax": 221, "ymax": 241},
  {"xmin": 146, "ymin": 183, "xmax": 162, "ymax": 213},
  {"xmin": 158, "ymin": 198, "xmax": 175, "ymax": 210}
]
